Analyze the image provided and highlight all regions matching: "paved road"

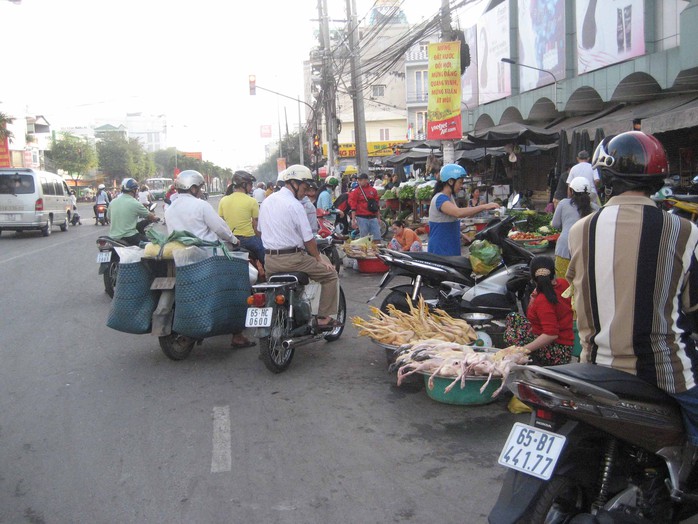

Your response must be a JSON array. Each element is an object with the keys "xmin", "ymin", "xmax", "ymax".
[{"xmin": 0, "ymin": 199, "xmax": 526, "ymax": 524}]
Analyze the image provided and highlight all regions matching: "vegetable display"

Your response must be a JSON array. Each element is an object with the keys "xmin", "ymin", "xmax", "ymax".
[
  {"xmin": 381, "ymin": 188, "xmax": 397, "ymax": 200},
  {"xmin": 397, "ymin": 184, "xmax": 415, "ymax": 201}
]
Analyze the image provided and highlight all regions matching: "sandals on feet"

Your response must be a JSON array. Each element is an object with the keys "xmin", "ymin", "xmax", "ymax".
[
  {"xmin": 231, "ymin": 339, "xmax": 256, "ymax": 349},
  {"xmin": 313, "ymin": 317, "xmax": 344, "ymax": 332}
]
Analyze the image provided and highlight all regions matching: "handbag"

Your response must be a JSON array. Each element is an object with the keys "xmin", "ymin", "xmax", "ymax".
[{"xmin": 360, "ymin": 185, "xmax": 380, "ymax": 213}]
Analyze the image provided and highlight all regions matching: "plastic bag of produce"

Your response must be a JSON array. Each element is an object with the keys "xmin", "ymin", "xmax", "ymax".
[{"xmin": 469, "ymin": 240, "xmax": 502, "ymax": 275}]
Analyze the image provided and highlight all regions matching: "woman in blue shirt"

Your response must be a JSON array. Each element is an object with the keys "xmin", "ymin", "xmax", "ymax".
[{"xmin": 427, "ymin": 164, "xmax": 499, "ymax": 256}]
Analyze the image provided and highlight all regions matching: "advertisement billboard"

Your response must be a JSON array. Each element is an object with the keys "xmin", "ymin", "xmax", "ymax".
[
  {"xmin": 427, "ymin": 41, "xmax": 462, "ymax": 140},
  {"xmin": 460, "ymin": 24, "xmax": 479, "ymax": 109},
  {"xmin": 517, "ymin": 0, "xmax": 566, "ymax": 93},
  {"xmin": 477, "ymin": 1, "xmax": 511, "ymax": 105},
  {"xmin": 576, "ymin": 0, "xmax": 645, "ymax": 75}
]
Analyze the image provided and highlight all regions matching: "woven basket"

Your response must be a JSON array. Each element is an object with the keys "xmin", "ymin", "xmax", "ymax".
[
  {"xmin": 173, "ymin": 256, "xmax": 250, "ymax": 339},
  {"xmin": 106, "ymin": 262, "xmax": 157, "ymax": 334}
]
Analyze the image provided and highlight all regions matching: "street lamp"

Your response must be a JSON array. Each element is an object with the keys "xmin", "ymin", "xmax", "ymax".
[{"xmin": 501, "ymin": 58, "xmax": 560, "ymax": 111}]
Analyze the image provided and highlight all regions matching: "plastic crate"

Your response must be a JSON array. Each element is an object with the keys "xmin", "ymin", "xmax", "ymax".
[{"xmin": 357, "ymin": 258, "xmax": 389, "ymax": 273}]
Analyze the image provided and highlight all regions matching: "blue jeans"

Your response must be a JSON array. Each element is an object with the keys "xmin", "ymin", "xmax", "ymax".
[
  {"xmin": 671, "ymin": 387, "xmax": 698, "ymax": 445},
  {"xmin": 237, "ymin": 235, "xmax": 265, "ymax": 265},
  {"xmin": 356, "ymin": 217, "xmax": 382, "ymax": 240}
]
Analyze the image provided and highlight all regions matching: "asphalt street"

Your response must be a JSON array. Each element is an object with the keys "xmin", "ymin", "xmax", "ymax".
[{"xmin": 0, "ymin": 198, "xmax": 528, "ymax": 524}]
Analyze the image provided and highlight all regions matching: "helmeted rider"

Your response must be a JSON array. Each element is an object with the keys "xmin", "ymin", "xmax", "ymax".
[
  {"xmin": 94, "ymin": 183, "xmax": 111, "ymax": 222},
  {"xmin": 218, "ymin": 170, "xmax": 265, "ymax": 265},
  {"xmin": 107, "ymin": 178, "xmax": 158, "ymax": 246},
  {"xmin": 165, "ymin": 170, "xmax": 253, "ymax": 347},
  {"xmin": 301, "ymin": 179, "xmax": 319, "ymax": 235},
  {"xmin": 427, "ymin": 163, "xmax": 499, "ymax": 256},
  {"xmin": 568, "ymin": 130, "xmax": 698, "ymax": 447},
  {"xmin": 258, "ymin": 165, "xmax": 341, "ymax": 331}
]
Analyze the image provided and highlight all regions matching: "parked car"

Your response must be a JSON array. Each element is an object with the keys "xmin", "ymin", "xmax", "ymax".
[{"xmin": 0, "ymin": 168, "xmax": 72, "ymax": 236}]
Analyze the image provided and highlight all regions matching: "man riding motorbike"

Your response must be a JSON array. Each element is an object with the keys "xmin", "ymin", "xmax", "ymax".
[
  {"xmin": 107, "ymin": 178, "xmax": 158, "ymax": 246},
  {"xmin": 258, "ymin": 164, "xmax": 341, "ymax": 332},
  {"xmin": 94, "ymin": 183, "xmax": 111, "ymax": 222},
  {"xmin": 568, "ymin": 130, "xmax": 698, "ymax": 447},
  {"xmin": 164, "ymin": 170, "xmax": 254, "ymax": 348}
]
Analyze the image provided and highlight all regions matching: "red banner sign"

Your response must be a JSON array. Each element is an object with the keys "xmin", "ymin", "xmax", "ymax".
[{"xmin": 0, "ymin": 136, "xmax": 10, "ymax": 167}]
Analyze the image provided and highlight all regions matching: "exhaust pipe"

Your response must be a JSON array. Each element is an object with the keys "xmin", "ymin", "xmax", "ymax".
[{"xmin": 282, "ymin": 337, "xmax": 322, "ymax": 351}]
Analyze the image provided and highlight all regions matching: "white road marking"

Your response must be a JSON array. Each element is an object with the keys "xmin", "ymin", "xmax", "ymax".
[
  {"xmin": 0, "ymin": 228, "xmax": 99, "ymax": 265},
  {"xmin": 211, "ymin": 405, "xmax": 232, "ymax": 473}
]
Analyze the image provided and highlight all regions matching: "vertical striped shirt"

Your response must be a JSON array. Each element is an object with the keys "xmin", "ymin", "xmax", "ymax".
[{"xmin": 567, "ymin": 194, "xmax": 698, "ymax": 394}]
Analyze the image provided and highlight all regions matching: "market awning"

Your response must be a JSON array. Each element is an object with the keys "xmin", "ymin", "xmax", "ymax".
[
  {"xmin": 399, "ymin": 139, "xmax": 442, "ymax": 150},
  {"xmin": 384, "ymin": 150, "xmax": 439, "ymax": 166},
  {"xmin": 466, "ymin": 122, "xmax": 560, "ymax": 147},
  {"xmin": 562, "ymin": 95, "xmax": 698, "ymax": 137}
]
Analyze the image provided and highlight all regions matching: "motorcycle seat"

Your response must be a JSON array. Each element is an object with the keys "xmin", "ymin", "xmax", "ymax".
[
  {"xmin": 406, "ymin": 252, "xmax": 473, "ymax": 273},
  {"xmin": 550, "ymin": 363, "xmax": 675, "ymax": 404},
  {"xmin": 268, "ymin": 272, "xmax": 310, "ymax": 286}
]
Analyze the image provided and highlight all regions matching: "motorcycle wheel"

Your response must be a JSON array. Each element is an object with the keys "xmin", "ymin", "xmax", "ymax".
[
  {"xmin": 328, "ymin": 245, "xmax": 342, "ymax": 273},
  {"xmin": 324, "ymin": 288, "xmax": 346, "ymax": 342},
  {"xmin": 103, "ymin": 259, "xmax": 118, "ymax": 298},
  {"xmin": 522, "ymin": 476, "xmax": 585, "ymax": 524},
  {"xmin": 159, "ymin": 332, "xmax": 196, "ymax": 361},
  {"xmin": 260, "ymin": 308, "xmax": 293, "ymax": 373},
  {"xmin": 379, "ymin": 287, "xmax": 440, "ymax": 315},
  {"xmin": 42, "ymin": 216, "xmax": 52, "ymax": 237},
  {"xmin": 379, "ymin": 219, "xmax": 388, "ymax": 239}
]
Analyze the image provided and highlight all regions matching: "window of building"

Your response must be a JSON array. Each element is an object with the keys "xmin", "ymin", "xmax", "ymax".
[
  {"xmin": 372, "ymin": 85, "xmax": 386, "ymax": 97},
  {"xmin": 379, "ymin": 128, "xmax": 390, "ymax": 141},
  {"xmin": 415, "ymin": 70, "xmax": 428, "ymax": 101},
  {"xmin": 418, "ymin": 41, "xmax": 429, "ymax": 55},
  {"xmin": 416, "ymin": 111, "xmax": 427, "ymax": 136}
]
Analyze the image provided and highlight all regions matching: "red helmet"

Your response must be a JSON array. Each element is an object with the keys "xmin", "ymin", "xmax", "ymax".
[{"xmin": 592, "ymin": 131, "xmax": 668, "ymax": 181}]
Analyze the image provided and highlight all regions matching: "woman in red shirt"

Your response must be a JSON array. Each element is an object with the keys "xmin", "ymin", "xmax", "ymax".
[
  {"xmin": 504, "ymin": 255, "xmax": 573, "ymax": 366},
  {"xmin": 388, "ymin": 220, "xmax": 422, "ymax": 252}
]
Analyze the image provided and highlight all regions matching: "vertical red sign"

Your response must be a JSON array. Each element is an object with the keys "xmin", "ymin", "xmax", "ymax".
[{"xmin": 0, "ymin": 136, "xmax": 10, "ymax": 167}]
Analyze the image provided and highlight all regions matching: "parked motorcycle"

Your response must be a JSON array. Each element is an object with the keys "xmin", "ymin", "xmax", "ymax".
[
  {"xmin": 369, "ymin": 213, "xmax": 534, "ymax": 319},
  {"xmin": 489, "ymin": 363, "xmax": 698, "ymax": 523},
  {"xmin": 95, "ymin": 203, "xmax": 109, "ymax": 226},
  {"xmin": 247, "ymin": 273, "xmax": 347, "ymax": 373},
  {"xmin": 317, "ymin": 209, "xmax": 344, "ymax": 273}
]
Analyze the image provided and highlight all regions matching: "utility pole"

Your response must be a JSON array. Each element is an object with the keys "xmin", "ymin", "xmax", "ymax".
[
  {"xmin": 347, "ymin": 0, "xmax": 369, "ymax": 175},
  {"xmin": 440, "ymin": 0, "xmax": 455, "ymax": 165},
  {"xmin": 320, "ymin": 0, "xmax": 337, "ymax": 178}
]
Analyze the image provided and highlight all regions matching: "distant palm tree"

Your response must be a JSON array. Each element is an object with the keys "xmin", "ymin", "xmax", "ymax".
[{"xmin": 0, "ymin": 112, "xmax": 14, "ymax": 142}]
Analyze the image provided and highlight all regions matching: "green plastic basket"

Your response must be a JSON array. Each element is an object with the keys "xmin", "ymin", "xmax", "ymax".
[{"xmin": 423, "ymin": 374, "xmax": 503, "ymax": 405}]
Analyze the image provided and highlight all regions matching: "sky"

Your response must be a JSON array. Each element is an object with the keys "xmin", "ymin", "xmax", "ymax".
[{"xmin": 0, "ymin": 0, "xmax": 446, "ymax": 170}]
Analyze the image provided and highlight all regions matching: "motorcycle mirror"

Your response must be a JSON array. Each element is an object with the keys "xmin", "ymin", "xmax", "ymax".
[{"xmin": 507, "ymin": 193, "xmax": 520, "ymax": 210}]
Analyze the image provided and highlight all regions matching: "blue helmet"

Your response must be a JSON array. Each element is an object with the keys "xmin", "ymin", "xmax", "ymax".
[{"xmin": 440, "ymin": 164, "xmax": 467, "ymax": 182}]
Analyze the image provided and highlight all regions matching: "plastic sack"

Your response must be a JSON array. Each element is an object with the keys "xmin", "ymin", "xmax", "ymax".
[
  {"xmin": 172, "ymin": 255, "xmax": 250, "ymax": 339},
  {"xmin": 507, "ymin": 396, "xmax": 532, "ymax": 414},
  {"xmin": 143, "ymin": 241, "xmax": 187, "ymax": 259},
  {"xmin": 469, "ymin": 240, "xmax": 502, "ymax": 275},
  {"xmin": 114, "ymin": 245, "xmax": 145, "ymax": 264},
  {"xmin": 106, "ymin": 262, "xmax": 156, "ymax": 334}
]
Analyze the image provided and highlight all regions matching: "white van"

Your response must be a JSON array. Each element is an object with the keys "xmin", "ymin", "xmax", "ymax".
[{"xmin": 0, "ymin": 168, "xmax": 72, "ymax": 236}]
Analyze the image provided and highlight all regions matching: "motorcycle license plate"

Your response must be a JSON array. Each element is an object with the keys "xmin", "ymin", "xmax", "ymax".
[
  {"xmin": 245, "ymin": 307, "xmax": 273, "ymax": 327},
  {"xmin": 497, "ymin": 422, "xmax": 566, "ymax": 481},
  {"xmin": 98, "ymin": 212, "xmax": 105, "ymax": 218},
  {"xmin": 96, "ymin": 251, "xmax": 112, "ymax": 263}
]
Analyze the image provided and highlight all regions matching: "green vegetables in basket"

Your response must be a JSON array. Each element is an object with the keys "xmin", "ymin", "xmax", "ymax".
[
  {"xmin": 416, "ymin": 185, "xmax": 434, "ymax": 201},
  {"xmin": 509, "ymin": 211, "xmax": 554, "ymax": 232},
  {"xmin": 381, "ymin": 188, "xmax": 398, "ymax": 200},
  {"xmin": 398, "ymin": 184, "xmax": 415, "ymax": 200}
]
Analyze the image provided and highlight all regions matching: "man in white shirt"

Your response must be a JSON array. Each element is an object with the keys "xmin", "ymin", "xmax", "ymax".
[
  {"xmin": 258, "ymin": 165, "xmax": 340, "ymax": 331},
  {"xmin": 165, "ymin": 170, "xmax": 254, "ymax": 349},
  {"xmin": 566, "ymin": 150, "xmax": 601, "ymax": 204},
  {"xmin": 252, "ymin": 182, "xmax": 266, "ymax": 204}
]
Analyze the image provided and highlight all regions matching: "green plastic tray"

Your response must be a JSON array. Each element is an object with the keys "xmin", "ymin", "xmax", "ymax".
[{"xmin": 423, "ymin": 374, "xmax": 502, "ymax": 405}]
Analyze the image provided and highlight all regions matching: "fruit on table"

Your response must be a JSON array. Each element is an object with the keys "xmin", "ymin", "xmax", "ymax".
[{"xmin": 509, "ymin": 231, "xmax": 542, "ymax": 241}]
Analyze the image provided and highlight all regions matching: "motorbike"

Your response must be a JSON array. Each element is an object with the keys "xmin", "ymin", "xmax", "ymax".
[
  {"xmin": 369, "ymin": 213, "xmax": 534, "ymax": 320},
  {"xmin": 246, "ymin": 272, "xmax": 347, "ymax": 373},
  {"xmin": 96, "ymin": 202, "xmax": 159, "ymax": 297},
  {"xmin": 317, "ymin": 209, "xmax": 345, "ymax": 273},
  {"xmin": 95, "ymin": 203, "xmax": 109, "ymax": 226},
  {"xmin": 489, "ymin": 363, "xmax": 698, "ymax": 523}
]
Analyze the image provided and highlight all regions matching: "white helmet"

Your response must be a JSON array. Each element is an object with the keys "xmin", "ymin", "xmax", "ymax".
[
  {"xmin": 284, "ymin": 164, "xmax": 312, "ymax": 182},
  {"xmin": 175, "ymin": 170, "xmax": 205, "ymax": 190},
  {"xmin": 98, "ymin": 184, "xmax": 105, "ymax": 190}
]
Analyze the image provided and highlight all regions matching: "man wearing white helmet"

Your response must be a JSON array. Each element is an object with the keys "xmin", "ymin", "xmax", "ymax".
[
  {"xmin": 165, "ymin": 170, "xmax": 254, "ymax": 348},
  {"xmin": 107, "ymin": 178, "xmax": 158, "ymax": 246},
  {"xmin": 258, "ymin": 164, "xmax": 341, "ymax": 331},
  {"xmin": 94, "ymin": 183, "xmax": 111, "ymax": 222},
  {"xmin": 165, "ymin": 170, "xmax": 238, "ymax": 245}
]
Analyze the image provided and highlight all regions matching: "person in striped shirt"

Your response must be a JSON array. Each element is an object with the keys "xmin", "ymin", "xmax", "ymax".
[{"xmin": 567, "ymin": 131, "xmax": 698, "ymax": 445}]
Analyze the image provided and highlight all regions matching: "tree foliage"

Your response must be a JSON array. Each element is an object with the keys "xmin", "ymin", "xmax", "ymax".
[
  {"xmin": 151, "ymin": 148, "xmax": 233, "ymax": 187},
  {"xmin": 0, "ymin": 112, "xmax": 15, "ymax": 142},
  {"xmin": 97, "ymin": 132, "xmax": 155, "ymax": 184},
  {"xmin": 253, "ymin": 131, "xmax": 311, "ymax": 183},
  {"xmin": 46, "ymin": 133, "xmax": 97, "ymax": 186}
]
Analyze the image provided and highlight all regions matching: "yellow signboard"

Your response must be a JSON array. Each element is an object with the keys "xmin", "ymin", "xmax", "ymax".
[{"xmin": 322, "ymin": 140, "xmax": 406, "ymax": 158}]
